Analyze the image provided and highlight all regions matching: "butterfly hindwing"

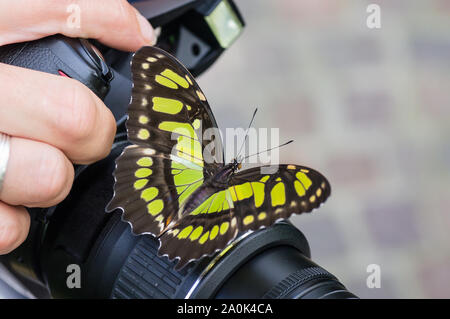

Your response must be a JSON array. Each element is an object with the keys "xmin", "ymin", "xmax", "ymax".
[
  {"xmin": 159, "ymin": 208, "xmax": 239, "ymax": 269},
  {"xmin": 157, "ymin": 164, "xmax": 330, "ymax": 268},
  {"xmin": 158, "ymin": 187, "xmax": 239, "ymax": 268},
  {"xmin": 228, "ymin": 164, "xmax": 331, "ymax": 232}
]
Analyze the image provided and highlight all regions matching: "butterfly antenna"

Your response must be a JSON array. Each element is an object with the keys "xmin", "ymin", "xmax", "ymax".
[
  {"xmin": 237, "ymin": 108, "xmax": 258, "ymax": 159},
  {"xmin": 243, "ymin": 139, "xmax": 294, "ymax": 161}
]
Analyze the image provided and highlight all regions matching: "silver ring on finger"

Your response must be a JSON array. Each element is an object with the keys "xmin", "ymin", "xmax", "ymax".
[{"xmin": 0, "ymin": 132, "xmax": 11, "ymax": 192}]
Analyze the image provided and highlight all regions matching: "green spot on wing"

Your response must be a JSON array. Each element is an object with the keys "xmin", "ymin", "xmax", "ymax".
[
  {"xmin": 296, "ymin": 172, "xmax": 312, "ymax": 190},
  {"xmin": 147, "ymin": 199, "xmax": 164, "ymax": 216},
  {"xmin": 178, "ymin": 226, "xmax": 194, "ymax": 239},
  {"xmin": 141, "ymin": 187, "xmax": 158, "ymax": 202},
  {"xmin": 134, "ymin": 179, "xmax": 148, "ymax": 190},
  {"xmin": 135, "ymin": 168, "xmax": 152, "ymax": 178},
  {"xmin": 137, "ymin": 157, "xmax": 153, "ymax": 167},
  {"xmin": 160, "ymin": 69, "xmax": 189, "ymax": 88},
  {"xmin": 294, "ymin": 180, "xmax": 305, "ymax": 196},
  {"xmin": 251, "ymin": 182, "xmax": 265, "ymax": 208},
  {"xmin": 152, "ymin": 97, "xmax": 183, "ymax": 114},
  {"xmin": 155, "ymin": 75, "xmax": 178, "ymax": 89},
  {"xmin": 271, "ymin": 182, "xmax": 286, "ymax": 207}
]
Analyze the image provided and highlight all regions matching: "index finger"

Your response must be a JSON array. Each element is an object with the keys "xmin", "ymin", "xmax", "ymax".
[{"xmin": 0, "ymin": 0, "xmax": 155, "ymax": 51}]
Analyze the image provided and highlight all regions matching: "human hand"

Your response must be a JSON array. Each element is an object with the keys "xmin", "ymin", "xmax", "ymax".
[{"xmin": 0, "ymin": 0, "xmax": 156, "ymax": 254}]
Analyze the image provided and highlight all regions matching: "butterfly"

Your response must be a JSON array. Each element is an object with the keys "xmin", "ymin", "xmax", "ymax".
[{"xmin": 106, "ymin": 46, "xmax": 331, "ymax": 269}]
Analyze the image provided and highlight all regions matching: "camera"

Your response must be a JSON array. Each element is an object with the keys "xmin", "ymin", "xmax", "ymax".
[{"xmin": 0, "ymin": 0, "xmax": 356, "ymax": 299}]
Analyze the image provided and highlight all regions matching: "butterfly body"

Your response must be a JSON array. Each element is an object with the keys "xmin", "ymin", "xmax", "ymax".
[
  {"xmin": 107, "ymin": 46, "xmax": 331, "ymax": 269},
  {"xmin": 165, "ymin": 160, "xmax": 238, "ymax": 228}
]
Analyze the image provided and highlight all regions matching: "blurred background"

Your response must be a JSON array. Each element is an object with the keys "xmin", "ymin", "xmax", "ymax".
[{"xmin": 198, "ymin": 0, "xmax": 450, "ymax": 298}]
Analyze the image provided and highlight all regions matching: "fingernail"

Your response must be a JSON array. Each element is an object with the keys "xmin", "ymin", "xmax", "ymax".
[{"xmin": 136, "ymin": 12, "xmax": 156, "ymax": 45}]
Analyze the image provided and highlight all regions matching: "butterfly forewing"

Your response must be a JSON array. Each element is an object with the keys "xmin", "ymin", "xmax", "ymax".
[
  {"xmin": 107, "ymin": 46, "xmax": 224, "ymax": 236},
  {"xmin": 127, "ymin": 46, "xmax": 224, "ymax": 167},
  {"xmin": 106, "ymin": 145, "xmax": 205, "ymax": 235}
]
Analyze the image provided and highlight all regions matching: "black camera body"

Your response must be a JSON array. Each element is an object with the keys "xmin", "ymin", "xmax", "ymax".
[{"xmin": 0, "ymin": 0, "xmax": 356, "ymax": 299}]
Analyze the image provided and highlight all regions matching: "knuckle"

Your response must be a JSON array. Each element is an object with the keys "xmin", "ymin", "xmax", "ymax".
[
  {"xmin": 110, "ymin": 0, "xmax": 135, "ymax": 29},
  {"xmin": 99, "ymin": 111, "xmax": 117, "ymax": 159},
  {"xmin": 54, "ymin": 80, "xmax": 98, "ymax": 145},
  {"xmin": 0, "ymin": 218, "xmax": 24, "ymax": 254},
  {"xmin": 33, "ymin": 148, "xmax": 73, "ymax": 205}
]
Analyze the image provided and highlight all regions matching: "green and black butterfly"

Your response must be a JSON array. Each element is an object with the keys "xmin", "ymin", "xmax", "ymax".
[{"xmin": 106, "ymin": 46, "xmax": 331, "ymax": 269}]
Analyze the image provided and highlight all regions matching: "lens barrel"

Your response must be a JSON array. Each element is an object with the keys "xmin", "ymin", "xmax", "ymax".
[{"xmin": 215, "ymin": 246, "xmax": 357, "ymax": 299}]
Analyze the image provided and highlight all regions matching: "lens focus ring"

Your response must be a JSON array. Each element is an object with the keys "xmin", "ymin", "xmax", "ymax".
[{"xmin": 262, "ymin": 267, "xmax": 349, "ymax": 299}]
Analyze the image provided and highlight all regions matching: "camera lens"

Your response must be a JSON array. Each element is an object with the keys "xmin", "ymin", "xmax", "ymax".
[{"xmin": 214, "ymin": 246, "xmax": 357, "ymax": 299}]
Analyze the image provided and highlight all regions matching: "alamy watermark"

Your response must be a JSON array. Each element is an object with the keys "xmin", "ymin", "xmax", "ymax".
[
  {"xmin": 66, "ymin": 264, "xmax": 81, "ymax": 289},
  {"xmin": 366, "ymin": 4, "xmax": 381, "ymax": 29},
  {"xmin": 366, "ymin": 264, "xmax": 381, "ymax": 288},
  {"xmin": 167, "ymin": 121, "xmax": 284, "ymax": 173},
  {"xmin": 66, "ymin": 4, "xmax": 81, "ymax": 29}
]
